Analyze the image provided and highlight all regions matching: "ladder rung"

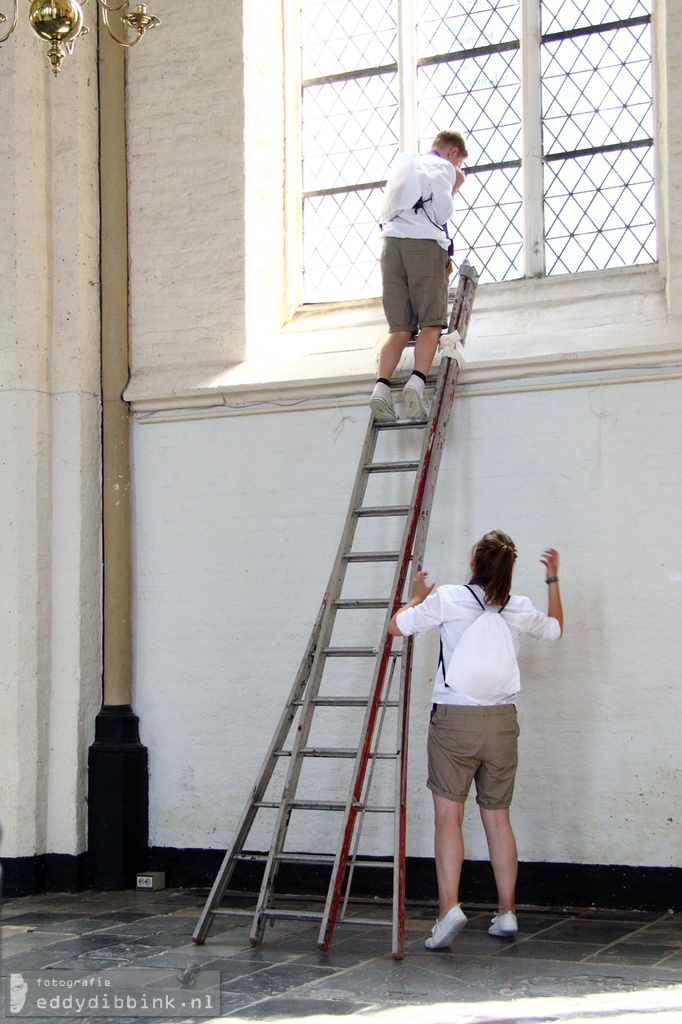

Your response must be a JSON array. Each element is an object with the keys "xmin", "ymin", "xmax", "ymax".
[
  {"xmin": 262, "ymin": 909, "xmax": 392, "ymax": 927},
  {"xmin": 263, "ymin": 909, "xmax": 324, "ymax": 922},
  {"xmin": 322, "ymin": 647, "xmax": 402, "ymax": 658},
  {"xmin": 211, "ymin": 908, "xmax": 257, "ymax": 918},
  {"xmin": 273, "ymin": 748, "xmax": 398, "ymax": 759},
  {"xmin": 355, "ymin": 505, "xmax": 410, "ymax": 518},
  {"xmin": 323, "ymin": 646, "xmax": 377, "ymax": 657},
  {"xmin": 254, "ymin": 799, "xmax": 395, "ymax": 812},
  {"xmin": 334, "ymin": 598, "xmax": 390, "ymax": 609},
  {"xmin": 375, "ymin": 418, "xmax": 427, "ymax": 430},
  {"xmin": 292, "ymin": 697, "xmax": 400, "ymax": 707},
  {"xmin": 213, "ymin": 906, "xmax": 393, "ymax": 928},
  {"xmin": 344, "ymin": 551, "xmax": 402, "ymax": 562},
  {"xmin": 366, "ymin": 461, "xmax": 419, "ymax": 474},
  {"xmin": 235, "ymin": 852, "xmax": 395, "ymax": 868},
  {"xmin": 317, "ymin": 697, "xmax": 399, "ymax": 707}
]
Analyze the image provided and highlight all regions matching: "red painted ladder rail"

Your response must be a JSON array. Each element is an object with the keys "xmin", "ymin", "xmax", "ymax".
[{"xmin": 192, "ymin": 260, "xmax": 479, "ymax": 959}]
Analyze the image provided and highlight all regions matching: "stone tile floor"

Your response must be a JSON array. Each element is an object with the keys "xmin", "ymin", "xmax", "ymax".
[{"xmin": 1, "ymin": 888, "xmax": 681, "ymax": 1023}]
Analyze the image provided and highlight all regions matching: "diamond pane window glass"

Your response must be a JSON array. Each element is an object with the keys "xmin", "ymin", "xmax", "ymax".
[
  {"xmin": 418, "ymin": 49, "xmax": 522, "ymax": 282},
  {"xmin": 299, "ymin": 0, "xmax": 655, "ymax": 304},
  {"xmin": 450, "ymin": 166, "xmax": 524, "ymax": 282},
  {"xmin": 542, "ymin": 24, "xmax": 653, "ymax": 156},
  {"xmin": 302, "ymin": 75, "xmax": 399, "ymax": 193},
  {"xmin": 419, "ymin": 51, "xmax": 521, "ymax": 166},
  {"xmin": 300, "ymin": 0, "xmax": 396, "ymax": 79},
  {"xmin": 541, "ymin": 0, "xmax": 650, "ymax": 36},
  {"xmin": 544, "ymin": 146, "xmax": 656, "ymax": 274},
  {"xmin": 417, "ymin": 0, "xmax": 519, "ymax": 60},
  {"xmin": 540, "ymin": 0, "xmax": 654, "ymax": 276},
  {"xmin": 303, "ymin": 189, "xmax": 384, "ymax": 303}
]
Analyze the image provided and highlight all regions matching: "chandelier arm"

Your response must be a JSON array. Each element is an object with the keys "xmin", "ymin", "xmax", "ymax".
[
  {"xmin": 101, "ymin": 4, "xmax": 143, "ymax": 46},
  {"xmin": 0, "ymin": 0, "xmax": 18, "ymax": 44},
  {"xmin": 98, "ymin": 0, "xmax": 130, "ymax": 13}
]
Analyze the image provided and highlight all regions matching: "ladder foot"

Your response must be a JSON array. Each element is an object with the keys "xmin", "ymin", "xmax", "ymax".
[
  {"xmin": 191, "ymin": 936, "xmax": 204, "ymax": 945},
  {"xmin": 392, "ymin": 951, "xmax": 404, "ymax": 961},
  {"xmin": 317, "ymin": 941, "xmax": 329, "ymax": 952},
  {"xmin": 249, "ymin": 937, "xmax": 262, "ymax": 947}
]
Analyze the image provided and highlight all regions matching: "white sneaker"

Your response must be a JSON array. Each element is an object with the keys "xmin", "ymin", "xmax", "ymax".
[
  {"xmin": 488, "ymin": 911, "xmax": 518, "ymax": 936},
  {"xmin": 370, "ymin": 382, "xmax": 396, "ymax": 422},
  {"xmin": 402, "ymin": 375, "xmax": 430, "ymax": 419},
  {"xmin": 424, "ymin": 903, "xmax": 467, "ymax": 950}
]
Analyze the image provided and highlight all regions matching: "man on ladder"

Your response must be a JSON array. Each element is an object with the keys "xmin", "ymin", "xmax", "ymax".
[{"xmin": 370, "ymin": 129, "xmax": 468, "ymax": 423}]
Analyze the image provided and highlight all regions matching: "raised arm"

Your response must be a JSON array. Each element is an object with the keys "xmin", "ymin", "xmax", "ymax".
[
  {"xmin": 388, "ymin": 570, "xmax": 435, "ymax": 635},
  {"xmin": 540, "ymin": 548, "xmax": 563, "ymax": 634}
]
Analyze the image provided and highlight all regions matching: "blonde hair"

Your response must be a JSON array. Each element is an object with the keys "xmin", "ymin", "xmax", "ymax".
[
  {"xmin": 432, "ymin": 130, "xmax": 468, "ymax": 160},
  {"xmin": 471, "ymin": 530, "xmax": 517, "ymax": 607}
]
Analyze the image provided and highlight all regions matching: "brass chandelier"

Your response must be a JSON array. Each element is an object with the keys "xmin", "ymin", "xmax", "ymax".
[{"xmin": 0, "ymin": 0, "xmax": 159, "ymax": 75}]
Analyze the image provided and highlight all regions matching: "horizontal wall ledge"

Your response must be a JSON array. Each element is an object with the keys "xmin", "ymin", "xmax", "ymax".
[
  {"xmin": 125, "ymin": 264, "xmax": 680, "ymax": 412},
  {"xmin": 131, "ymin": 357, "xmax": 682, "ymax": 422}
]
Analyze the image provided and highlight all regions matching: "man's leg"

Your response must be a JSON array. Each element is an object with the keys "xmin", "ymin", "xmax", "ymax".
[
  {"xmin": 479, "ymin": 806, "xmax": 517, "ymax": 914},
  {"xmin": 376, "ymin": 331, "xmax": 413, "ymax": 381},
  {"xmin": 432, "ymin": 792, "xmax": 466, "ymax": 918},
  {"xmin": 413, "ymin": 324, "xmax": 441, "ymax": 376}
]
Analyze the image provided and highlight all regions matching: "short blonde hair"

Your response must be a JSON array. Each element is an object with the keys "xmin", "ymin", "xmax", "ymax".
[{"xmin": 432, "ymin": 130, "xmax": 468, "ymax": 160}]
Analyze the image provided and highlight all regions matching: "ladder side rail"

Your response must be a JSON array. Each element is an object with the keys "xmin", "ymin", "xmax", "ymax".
[
  {"xmin": 192, "ymin": 601, "xmax": 327, "ymax": 943},
  {"xmin": 316, "ymin": 355, "xmax": 457, "ymax": 950},
  {"xmin": 388, "ymin": 262, "xmax": 479, "ymax": 956},
  {"xmin": 316, "ymin": 629, "xmax": 402, "ymax": 950},
  {"xmin": 391, "ymin": 632, "xmax": 413, "ymax": 960},
  {"xmin": 248, "ymin": 415, "xmax": 382, "ymax": 945},
  {"xmin": 339, "ymin": 653, "xmax": 401, "ymax": 922},
  {"xmin": 411, "ymin": 264, "xmax": 479, "ymax": 572},
  {"xmin": 333, "ymin": 261, "xmax": 480, "ymax": 955},
  {"xmin": 197, "ymin": 414, "xmax": 379, "ymax": 946}
]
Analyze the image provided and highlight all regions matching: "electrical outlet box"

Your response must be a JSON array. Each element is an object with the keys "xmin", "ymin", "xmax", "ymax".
[{"xmin": 136, "ymin": 871, "xmax": 165, "ymax": 891}]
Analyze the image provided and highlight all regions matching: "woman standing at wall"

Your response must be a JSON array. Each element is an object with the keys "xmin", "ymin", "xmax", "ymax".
[{"xmin": 389, "ymin": 530, "xmax": 563, "ymax": 949}]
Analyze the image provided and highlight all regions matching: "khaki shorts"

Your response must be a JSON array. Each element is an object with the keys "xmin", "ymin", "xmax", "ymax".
[
  {"xmin": 427, "ymin": 703, "xmax": 520, "ymax": 810},
  {"xmin": 380, "ymin": 236, "xmax": 450, "ymax": 334}
]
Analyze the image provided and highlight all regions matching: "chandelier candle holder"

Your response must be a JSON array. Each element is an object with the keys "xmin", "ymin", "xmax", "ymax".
[{"xmin": 0, "ymin": 0, "xmax": 159, "ymax": 75}]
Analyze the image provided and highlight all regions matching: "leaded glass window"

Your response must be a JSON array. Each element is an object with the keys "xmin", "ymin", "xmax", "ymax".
[{"xmin": 300, "ymin": 0, "xmax": 654, "ymax": 302}]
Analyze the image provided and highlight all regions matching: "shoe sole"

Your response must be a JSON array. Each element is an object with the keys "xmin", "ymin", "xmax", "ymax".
[
  {"xmin": 370, "ymin": 396, "xmax": 396, "ymax": 422},
  {"xmin": 424, "ymin": 915, "xmax": 467, "ymax": 950},
  {"xmin": 403, "ymin": 387, "xmax": 429, "ymax": 420}
]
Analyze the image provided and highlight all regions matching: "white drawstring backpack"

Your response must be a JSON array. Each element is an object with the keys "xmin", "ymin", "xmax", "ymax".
[{"xmin": 441, "ymin": 586, "xmax": 520, "ymax": 704}]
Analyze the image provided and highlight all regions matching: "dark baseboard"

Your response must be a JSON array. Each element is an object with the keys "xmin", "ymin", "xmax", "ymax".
[
  {"xmin": 147, "ymin": 847, "xmax": 681, "ymax": 913},
  {"xmin": 3, "ymin": 848, "xmax": 679, "ymax": 913},
  {"xmin": 1, "ymin": 853, "xmax": 88, "ymax": 898}
]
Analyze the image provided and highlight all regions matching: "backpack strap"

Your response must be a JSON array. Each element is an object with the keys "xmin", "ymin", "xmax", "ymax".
[
  {"xmin": 464, "ymin": 584, "xmax": 485, "ymax": 610},
  {"xmin": 438, "ymin": 637, "xmax": 449, "ymax": 688},
  {"xmin": 465, "ymin": 584, "xmax": 510, "ymax": 614}
]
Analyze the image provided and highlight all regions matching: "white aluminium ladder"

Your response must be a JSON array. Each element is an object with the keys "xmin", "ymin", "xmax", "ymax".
[{"xmin": 193, "ymin": 260, "xmax": 479, "ymax": 959}]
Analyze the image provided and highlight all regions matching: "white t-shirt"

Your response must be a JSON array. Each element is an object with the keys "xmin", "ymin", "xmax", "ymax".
[
  {"xmin": 396, "ymin": 583, "xmax": 561, "ymax": 706},
  {"xmin": 379, "ymin": 152, "xmax": 456, "ymax": 249}
]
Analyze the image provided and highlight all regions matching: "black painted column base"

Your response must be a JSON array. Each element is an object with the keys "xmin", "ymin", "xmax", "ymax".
[{"xmin": 88, "ymin": 705, "xmax": 149, "ymax": 889}]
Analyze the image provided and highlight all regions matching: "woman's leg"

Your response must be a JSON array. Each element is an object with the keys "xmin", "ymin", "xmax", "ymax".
[
  {"xmin": 479, "ymin": 806, "xmax": 517, "ymax": 913},
  {"xmin": 432, "ymin": 792, "xmax": 466, "ymax": 918}
]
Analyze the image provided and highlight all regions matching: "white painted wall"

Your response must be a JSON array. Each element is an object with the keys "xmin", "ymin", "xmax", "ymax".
[
  {"xmin": 132, "ymin": 374, "xmax": 682, "ymax": 866},
  {"xmin": 1, "ymin": 0, "xmax": 681, "ymax": 881},
  {"xmin": 124, "ymin": 0, "xmax": 682, "ymax": 871}
]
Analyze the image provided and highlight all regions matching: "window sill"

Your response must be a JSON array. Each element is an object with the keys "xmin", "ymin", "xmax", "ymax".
[{"xmin": 125, "ymin": 264, "xmax": 682, "ymax": 413}]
